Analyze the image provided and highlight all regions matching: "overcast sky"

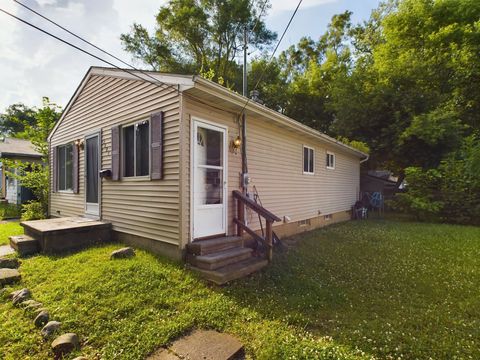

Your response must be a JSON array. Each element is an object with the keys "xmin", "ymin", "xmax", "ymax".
[{"xmin": 0, "ymin": 0, "xmax": 381, "ymax": 110}]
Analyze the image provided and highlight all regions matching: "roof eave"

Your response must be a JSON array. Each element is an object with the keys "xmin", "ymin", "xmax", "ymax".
[{"xmin": 191, "ymin": 76, "xmax": 368, "ymax": 159}]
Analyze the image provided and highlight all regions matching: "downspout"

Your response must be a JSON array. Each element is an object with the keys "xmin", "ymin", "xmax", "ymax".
[
  {"xmin": 241, "ymin": 26, "xmax": 249, "ymax": 195},
  {"xmin": 360, "ymin": 154, "xmax": 369, "ymax": 164}
]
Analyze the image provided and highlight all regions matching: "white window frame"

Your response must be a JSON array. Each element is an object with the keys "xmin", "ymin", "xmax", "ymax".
[
  {"xmin": 57, "ymin": 143, "xmax": 74, "ymax": 192},
  {"xmin": 326, "ymin": 151, "xmax": 335, "ymax": 170},
  {"xmin": 121, "ymin": 119, "xmax": 151, "ymax": 179},
  {"xmin": 303, "ymin": 145, "xmax": 315, "ymax": 175}
]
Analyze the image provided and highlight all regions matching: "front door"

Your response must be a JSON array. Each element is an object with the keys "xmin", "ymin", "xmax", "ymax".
[
  {"xmin": 193, "ymin": 120, "xmax": 227, "ymax": 239},
  {"xmin": 85, "ymin": 133, "xmax": 100, "ymax": 217}
]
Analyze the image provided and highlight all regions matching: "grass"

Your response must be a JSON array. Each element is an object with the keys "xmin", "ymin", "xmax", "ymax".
[
  {"xmin": 0, "ymin": 221, "xmax": 23, "ymax": 245},
  {"xmin": 226, "ymin": 219, "xmax": 480, "ymax": 359},
  {"xmin": 1, "ymin": 219, "xmax": 479, "ymax": 359}
]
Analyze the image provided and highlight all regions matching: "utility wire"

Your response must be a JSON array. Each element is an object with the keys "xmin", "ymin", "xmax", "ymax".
[
  {"xmin": 251, "ymin": 0, "xmax": 268, "ymax": 34},
  {"xmin": 2, "ymin": 4, "xmax": 178, "ymax": 93},
  {"xmin": 238, "ymin": 0, "xmax": 303, "ymax": 117}
]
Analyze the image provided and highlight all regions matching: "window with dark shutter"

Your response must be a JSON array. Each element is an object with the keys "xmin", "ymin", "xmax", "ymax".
[
  {"xmin": 72, "ymin": 143, "xmax": 79, "ymax": 193},
  {"xmin": 52, "ymin": 146, "xmax": 57, "ymax": 192},
  {"xmin": 122, "ymin": 120, "xmax": 150, "ymax": 178},
  {"xmin": 111, "ymin": 125, "xmax": 121, "ymax": 181},
  {"xmin": 150, "ymin": 112, "xmax": 164, "ymax": 180},
  {"xmin": 57, "ymin": 143, "xmax": 74, "ymax": 191}
]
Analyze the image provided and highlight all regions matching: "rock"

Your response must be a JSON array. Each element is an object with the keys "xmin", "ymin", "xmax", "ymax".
[
  {"xmin": 12, "ymin": 288, "xmax": 30, "ymax": 305},
  {"xmin": 72, "ymin": 357, "xmax": 88, "ymax": 360},
  {"xmin": 110, "ymin": 247, "xmax": 135, "ymax": 259},
  {"xmin": 41, "ymin": 321, "xmax": 61, "ymax": 338},
  {"xmin": 0, "ymin": 257, "xmax": 20, "ymax": 269},
  {"xmin": 34, "ymin": 310, "xmax": 49, "ymax": 327},
  {"xmin": 0, "ymin": 268, "xmax": 21, "ymax": 285},
  {"xmin": 21, "ymin": 299, "xmax": 42, "ymax": 308},
  {"xmin": 51, "ymin": 333, "xmax": 80, "ymax": 357},
  {"xmin": 24, "ymin": 301, "xmax": 44, "ymax": 312}
]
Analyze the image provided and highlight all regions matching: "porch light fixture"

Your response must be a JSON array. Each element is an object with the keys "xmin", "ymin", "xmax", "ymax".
[
  {"xmin": 231, "ymin": 135, "xmax": 242, "ymax": 154},
  {"xmin": 74, "ymin": 139, "xmax": 84, "ymax": 150}
]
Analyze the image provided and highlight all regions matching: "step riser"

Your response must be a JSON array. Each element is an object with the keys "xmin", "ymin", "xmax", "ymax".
[
  {"xmin": 188, "ymin": 240, "xmax": 243, "ymax": 256},
  {"xmin": 190, "ymin": 259, "xmax": 268, "ymax": 285},
  {"xmin": 188, "ymin": 251, "xmax": 252, "ymax": 270},
  {"xmin": 9, "ymin": 236, "xmax": 40, "ymax": 257}
]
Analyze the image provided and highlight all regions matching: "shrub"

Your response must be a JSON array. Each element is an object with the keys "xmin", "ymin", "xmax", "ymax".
[
  {"xmin": 0, "ymin": 203, "xmax": 22, "ymax": 219},
  {"xmin": 21, "ymin": 201, "xmax": 46, "ymax": 221},
  {"xmin": 390, "ymin": 135, "xmax": 480, "ymax": 225}
]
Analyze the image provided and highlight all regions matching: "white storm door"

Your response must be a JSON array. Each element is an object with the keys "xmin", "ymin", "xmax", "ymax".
[
  {"xmin": 193, "ymin": 121, "xmax": 227, "ymax": 239},
  {"xmin": 85, "ymin": 133, "xmax": 100, "ymax": 216}
]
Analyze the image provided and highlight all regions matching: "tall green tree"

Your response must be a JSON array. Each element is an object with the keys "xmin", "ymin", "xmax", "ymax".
[
  {"xmin": 330, "ymin": 0, "xmax": 480, "ymax": 175},
  {"xmin": 0, "ymin": 103, "xmax": 36, "ymax": 136},
  {"xmin": 121, "ymin": 0, "xmax": 276, "ymax": 90}
]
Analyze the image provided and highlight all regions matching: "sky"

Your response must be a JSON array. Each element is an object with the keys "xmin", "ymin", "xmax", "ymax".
[{"xmin": 0, "ymin": 0, "xmax": 381, "ymax": 110}]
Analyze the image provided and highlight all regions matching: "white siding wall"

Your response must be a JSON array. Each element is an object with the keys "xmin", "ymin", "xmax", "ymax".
[
  {"xmin": 50, "ymin": 75, "xmax": 181, "ymax": 245},
  {"xmin": 181, "ymin": 96, "xmax": 360, "ymax": 242}
]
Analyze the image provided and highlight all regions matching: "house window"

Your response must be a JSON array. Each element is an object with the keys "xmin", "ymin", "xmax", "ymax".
[
  {"xmin": 57, "ymin": 143, "xmax": 73, "ymax": 191},
  {"xmin": 303, "ymin": 146, "xmax": 314, "ymax": 174},
  {"xmin": 326, "ymin": 151, "xmax": 335, "ymax": 169},
  {"xmin": 123, "ymin": 120, "xmax": 150, "ymax": 177}
]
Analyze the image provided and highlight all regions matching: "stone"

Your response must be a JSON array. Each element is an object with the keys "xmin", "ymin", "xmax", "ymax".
[
  {"xmin": 21, "ymin": 299, "xmax": 42, "ymax": 308},
  {"xmin": 34, "ymin": 310, "xmax": 49, "ymax": 327},
  {"xmin": 12, "ymin": 288, "xmax": 30, "ymax": 305},
  {"xmin": 24, "ymin": 301, "xmax": 44, "ymax": 312},
  {"xmin": 169, "ymin": 330, "xmax": 244, "ymax": 360},
  {"xmin": 110, "ymin": 247, "xmax": 135, "ymax": 259},
  {"xmin": 0, "ymin": 257, "xmax": 20, "ymax": 269},
  {"xmin": 41, "ymin": 321, "xmax": 62, "ymax": 338},
  {"xmin": 0, "ymin": 268, "xmax": 21, "ymax": 285},
  {"xmin": 72, "ymin": 357, "xmax": 88, "ymax": 360},
  {"xmin": 51, "ymin": 333, "xmax": 80, "ymax": 357}
]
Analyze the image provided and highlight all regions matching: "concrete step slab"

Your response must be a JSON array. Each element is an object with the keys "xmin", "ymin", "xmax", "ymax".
[{"xmin": 0, "ymin": 268, "xmax": 21, "ymax": 285}]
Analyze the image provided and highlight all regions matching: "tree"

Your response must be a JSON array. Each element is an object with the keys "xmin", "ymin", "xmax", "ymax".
[
  {"xmin": 3, "ymin": 98, "xmax": 61, "ymax": 219},
  {"xmin": 0, "ymin": 103, "xmax": 36, "ymax": 136},
  {"xmin": 121, "ymin": 0, "xmax": 276, "ymax": 90},
  {"xmin": 329, "ymin": 0, "xmax": 480, "ymax": 176}
]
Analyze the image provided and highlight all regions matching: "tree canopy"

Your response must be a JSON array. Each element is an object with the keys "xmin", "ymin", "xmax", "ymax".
[
  {"xmin": 120, "ymin": 0, "xmax": 479, "ymax": 179},
  {"xmin": 121, "ymin": 0, "xmax": 276, "ymax": 90}
]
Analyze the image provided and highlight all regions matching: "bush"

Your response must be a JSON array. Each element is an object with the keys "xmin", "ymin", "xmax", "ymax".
[
  {"xmin": 390, "ymin": 135, "xmax": 480, "ymax": 225},
  {"xmin": 0, "ymin": 203, "xmax": 22, "ymax": 219},
  {"xmin": 21, "ymin": 201, "xmax": 46, "ymax": 221}
]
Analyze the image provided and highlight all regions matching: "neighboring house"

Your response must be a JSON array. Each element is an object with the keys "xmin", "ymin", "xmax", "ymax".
[
  {"xmin": 0, "ymin": 137, "xmax": 42, "ymax": 205},
  {"xmin": 48, "ymin": 67, "xmax": 367, "ymax": 269}
]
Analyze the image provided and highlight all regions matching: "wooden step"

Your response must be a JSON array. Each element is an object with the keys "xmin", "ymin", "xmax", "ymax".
[
  {"xmin": 189, "ymin": 257, "xmax": 268, "ymax": 285},
  {"xmin": 187, "ymin": 236, "xmax": 243, "ymax": 256},
  {"xmin": 187, "ymin": 247, "xmax": 253, "ymax": 270},
  {"xmin": 9, "ymin": 235, "xmax": 40, "ymax": 256}
]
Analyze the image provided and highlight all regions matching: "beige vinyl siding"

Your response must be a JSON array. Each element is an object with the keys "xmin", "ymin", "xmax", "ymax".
[
  {"xmin": 50, "ymin": 74, "xmax": 181, "ymax": 245},
  {"xmin": 181, "ymin": 96, "xmax": 360, "ymax": 241}
]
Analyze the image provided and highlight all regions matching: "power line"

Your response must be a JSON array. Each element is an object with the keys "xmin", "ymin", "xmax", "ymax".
[
  {"xmin": 251, "ymin": 0, "xmax": 268, "ymax": 34},
  {"xmin": 238, "ymin": 0, "xmax": 303, "ymax": 117},
  {"xmin": 1, "ymin": 5, "xmax": 178, "ymax": 94},
  {"xmin": 13, "ymin": 0, "xmax": 169, "ymax": 90}
]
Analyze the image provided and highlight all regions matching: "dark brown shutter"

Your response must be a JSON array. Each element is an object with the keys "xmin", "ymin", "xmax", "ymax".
[
  {"xmin": 72, "ymin": 143, "xmax": 79, "ymax": 193},
  {"xmin": 150, "ymin": 111, "xmax": 164, "ymax": 180},
  {"xmin": 111, "ymin": 125, "xmax": 121, "ymax": 181},
  {"xmin": 52, "ymin": 146, "xmax": 57, "ymax": 192}
]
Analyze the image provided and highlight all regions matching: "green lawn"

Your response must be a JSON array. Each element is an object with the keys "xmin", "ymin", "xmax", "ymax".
[
  {"xmin": 0, "ymin": 221, "xmax": 23, "ymax": 245},
  {"xmin": 1, "ymin": 219, "xmax": 479, "ymax": 359}
]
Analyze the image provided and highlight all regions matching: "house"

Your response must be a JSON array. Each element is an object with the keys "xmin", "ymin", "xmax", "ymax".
[
  {"xmin": 46, "ymin": 67, "xmax": 367, "ymax": 283},
  {"xmin": 0, "ymin": 137, "xmax": 42, "ymax": 205}
]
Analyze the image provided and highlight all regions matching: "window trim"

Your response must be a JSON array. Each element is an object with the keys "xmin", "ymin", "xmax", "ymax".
[
  {"xmin": 303, "ymin": 145, "xmax": 315, "ymax": 175},
  {"xmin": 121, "ymin": 119, "xmax": 151, "ymax": 179},
  {"xmin": 326, "ymin": 151, "xmax": 336, "ymax": 170},
  {"xmin": 56, "ymin": 143, "xmax": 74, "ymax": 192}
]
